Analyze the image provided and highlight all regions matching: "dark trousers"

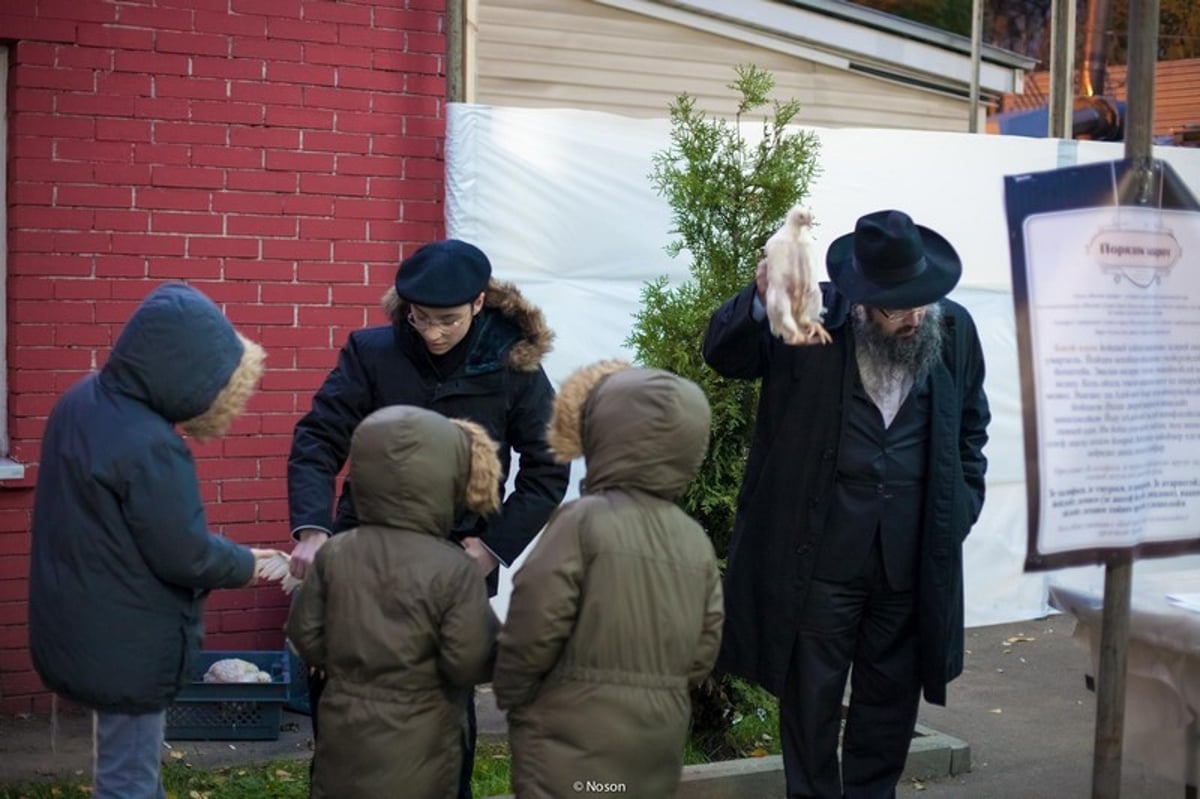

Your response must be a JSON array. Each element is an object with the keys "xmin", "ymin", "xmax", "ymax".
[
  {"xmin": 307, "ymin": 671, "xmax": 477, "ymax": 799},
  {"xmin": 781, "ymin": 542, "xmax": 922, "ymax": 799}
]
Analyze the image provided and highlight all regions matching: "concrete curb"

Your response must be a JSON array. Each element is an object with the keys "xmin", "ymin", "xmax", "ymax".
[{"xmin": 483, "ymin": 724, "xmax": 971, "ymax": 798}]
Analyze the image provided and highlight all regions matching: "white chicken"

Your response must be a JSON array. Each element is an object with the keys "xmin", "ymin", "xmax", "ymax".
[
  {"xmin": 202, "ymin": 657, "xmax": 273, "ymax": 684},
  {"xmin": 251, "ymin": 548, "xmax": 302, "ymax": 595},
  {"xmin": 763, "ymin": 205, "xmax": 832, "ymax": 346}
]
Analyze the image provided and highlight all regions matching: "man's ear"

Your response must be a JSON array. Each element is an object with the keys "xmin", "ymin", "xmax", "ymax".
[{"xmin": 472, "ymin": 292, "xmax": 486, "ymax": 314}]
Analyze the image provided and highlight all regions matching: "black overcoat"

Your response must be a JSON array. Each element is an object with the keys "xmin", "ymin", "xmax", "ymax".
[{"xmin": 703, "ymin": 283, "xmax": 990, "ymax": 705}]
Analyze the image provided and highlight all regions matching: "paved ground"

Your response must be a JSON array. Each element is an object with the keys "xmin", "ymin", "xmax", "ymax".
[{"xmin": 0, "ymin": 616, "xmax": 1189, "ymax": 797}]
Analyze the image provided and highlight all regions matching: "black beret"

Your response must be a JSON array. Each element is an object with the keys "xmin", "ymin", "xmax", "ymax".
[{"xmin": 394, "ymin": 239, "xmax": 492, "ymax": 307}]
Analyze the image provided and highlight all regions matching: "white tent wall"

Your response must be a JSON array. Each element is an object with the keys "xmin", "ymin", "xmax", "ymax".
[{"xmin": 447, "ymin": 103, "xmax": 1200, "ymax": 626}]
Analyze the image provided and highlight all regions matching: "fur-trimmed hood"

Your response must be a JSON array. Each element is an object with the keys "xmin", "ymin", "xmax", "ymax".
[
  {"xmin": 381, "ymin": 279, "xmax": 553, "ymax": 372},
  {"xmin": 548, "ymin": 360, "xmax": 711, "ymax": 500},
  {"xmin": 349, "ymin": 405, "xmax": 502, "ymax": 536},
  {"xmin": 100, "ymin": 283, "xmax": 265, "ymax": 441}
]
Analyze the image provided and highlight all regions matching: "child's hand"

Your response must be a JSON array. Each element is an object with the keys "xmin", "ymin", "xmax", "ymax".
[{"xmin": 461, "ymin": 537, "xmax": 498, "ymax": 576}]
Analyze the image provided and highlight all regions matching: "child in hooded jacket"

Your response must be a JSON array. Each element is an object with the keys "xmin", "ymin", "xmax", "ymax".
[
  {"xmin": 29, "ymin": 283, "xmax": 268, "ymax": 799},
  {"xmin": 286, "ymin": 405, "xmax": 503, "ymax": 799},
  {"xmin": 493, "ymin": 361, "xmax": 725, "ymax": 799}
]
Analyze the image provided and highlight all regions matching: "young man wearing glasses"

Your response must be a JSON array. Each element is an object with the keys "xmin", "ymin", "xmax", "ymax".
[
  {"xmin": 703, "ymin": 209, "xmax": 991, "ymax": 799},
  {"xmin": 286, "ymin": 238, "xmax": 570, "ymax": 799}
]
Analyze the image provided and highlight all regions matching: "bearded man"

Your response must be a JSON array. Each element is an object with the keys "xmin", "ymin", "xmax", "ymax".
[{"xmin": 703, "ymin": 209, "xmax": 991, "ymax": 799}]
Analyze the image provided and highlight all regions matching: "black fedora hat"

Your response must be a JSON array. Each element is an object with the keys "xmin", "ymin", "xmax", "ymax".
[{"xmin": 826, "ymin": 210, "xmax": 962, "ymax": 309}]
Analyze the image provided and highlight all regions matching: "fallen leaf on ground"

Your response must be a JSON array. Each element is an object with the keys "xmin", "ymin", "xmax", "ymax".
[
  {"xmin": 989, "ymin": 708, "xmax": 1003, "ymax": 714},
  {"xmin": 1005, "ymin": 634, "xmax": 1037, "ymax": 644}
]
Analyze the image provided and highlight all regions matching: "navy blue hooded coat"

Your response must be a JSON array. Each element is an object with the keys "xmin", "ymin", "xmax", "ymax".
[{"xmin": 29, "ymin": 284, "xmax": 263, "ymax": 714}]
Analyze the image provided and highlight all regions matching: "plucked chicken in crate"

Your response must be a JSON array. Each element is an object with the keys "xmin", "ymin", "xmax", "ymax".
[{"xmin": 166, "ymin": 650, "xmax": 290, "ymax": 741}]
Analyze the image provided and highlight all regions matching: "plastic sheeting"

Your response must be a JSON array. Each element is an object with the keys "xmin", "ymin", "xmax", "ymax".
[{"xmin": 447, "ymin": 103, "xmax": 1200, "ymax": 627}]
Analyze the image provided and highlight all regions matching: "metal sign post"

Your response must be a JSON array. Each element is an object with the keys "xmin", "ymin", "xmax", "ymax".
[{"xmin": 1091, "ymin": 4, "xmax": 1160, "ymax": 797}]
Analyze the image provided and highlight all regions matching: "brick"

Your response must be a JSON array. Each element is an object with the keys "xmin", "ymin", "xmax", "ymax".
[
  {"xmin": 401, "ymin": 201, "xmax": 444, "ymax": 223},
  {"xmin": 303, "ymin": 86, "xmax": 371, "ymax": 111},
  {"xmin": 224, "ymin": 299, "xmax": 294, "ymax": 321},
  {"xmin": 368, "ymin": 220, "xmax": 428, "ymax": 241},
  {"xmin": 211, "ymin": 191, "xmax": 284, "ymax": 214},
  {"xmin": 264, "ymin": 149, "xmax": 334, "ymax": 173},
  {"xmin": 10, "ymin": 206, "xmax": 96, "ymax": 231},
  {"xmin": 96, "ymin": 118, "xmax": 153, "ymax": 142},
  {"xmin": 221, "ymin": 480, "xmax": 286, "ymax": 502},
  {"xmin": 76, "ymin": 23, "xmax": 155, "ymax": 51},
  {"xmin": 307, "ymin": 43, "xmax": 372, "ymax": 68},
  {"xmin": 135, "ymin": 143, "xmax": 192, "ymax": 165},
  {"xmin": 151, "ymin": 212, "xmax": 224, "ymax": 235},
  {"xmin": 54, "ymin": 324, "xmax": 112, "ymax": 347},
  {"xmin": 11, "ymin": 112, "xmax": 91, "ymax": 139},
  {"xmin": 335, "ymin": 154, "xmax": 402, "ymax": 177},
  {"xmin": 283, "ymin": 195, "xmax": 333, "ymax": 215},
  {"xmin": 95, "ymin": 71, "xmax": 154, "ymax": 97},
  {"xmin": 12, "ymin": 41, "xmax": 56, "ymax": 67},
  {"xmin": 374, "ymin": 6, "xmax": 441, "ymax": 32},
  {"xmin": 147, "ymin": 257, "xmax": 223, "ymax": 280},
  {"xmin": 55, "ymin": 46, "xmax": 114, "ymax": 70},
  {"xmin": 113, "ymin": 50, "xmax": 190, "ymax": 76},
  {"xmin": 232, "ymin": 38, "xmax": 302, "ymax": 63},
  {"xmin": 260, "ymin": 284, "xmax": 330, "ymax": 304},
  {"xmin": 9, "ymin": 346, "xmax": 93, "ymax": 369},
  {"xmin": 266, "ymin": 104, "xmax": 334, "ymax": 129},
  {"xmin": 335, "ymin": 111, "xmax": 408, "ymax": 135},
  {"xmin": 301, "ymin": 1, "xmax": 370, "ymax": 24},
  {"xmin": 55, "ymin": 185, "xmax": 132, "ymax": 208},
  {"xmin": 267, "ymin": 61, "xmax": 335, "ymax": 87},
  {"xmin": 191, "ymin": 55, "xmax": 265, "ymax": 81},
  {"xmin": 48, "ymin": 230, "xmax": 113, "ymax": 253},
  {"xmin": 334, "ymin": 198, "xmax": 399, "ymax": 220},
  {"xmin": 11, "ymin": 326, "xmax": 57, "ymax": 347},
  {"xmin": 192, "ymin": 145, "xmax": 262, "ymax": 170},
  {"xmin": 153, "ymin": 122, "xmax": 225, "ymax": 146},
  {"xmin": 188, "ymin": 237, "xmax": 260, "ymax": 259},
  {"xmin": 155, "ymin": 75, "xmax": 227, "ymax": 100},
  {"xmin": 260, "ymin": 239, "xmax": 333, "ymax": 262},
  {"xmin": 304, "ymin": 130, "xmax": 370, "ymax": 154},
  {"xmin": 232, "ymin": 0, "xmax": 302, "ymax": 16},
  {"xmin": 225, "ymin": 170, "xmax": 296, "ymax": 192},
  {"xmin": 53, "ymin": 279, "xmax": 111, "ymax": 300},
  {"xmin": 331, "ymin": 241, "xmax": 399, "ymax": 263},
  {"xmin": 194, "ymin": 11, "xmax": 267, "ymax": 37},
  {"xmin": 337, "ymin": 67, "xmax": 403, "ymax": 93},
  {"xmin": 93, "ymin": 210, "xmax": 150, "ymax": 232},
  {"xmin": 13, "ymin": 182, "xmax": 55, "ymax": 205},
  {"xmin": 298, "ymin": 173, "xmax": 367, "ymax": 195},
  {"xmin": 0, "ymin": 16, "xmax": 76, "ymax": 44},
  {"xmin": 300, "ymin": 217, "xmax": 365, "ymax": 240},
  {"xmin": 229, "ymin": 126, "xmax": 300, "ymax": 149},
  {"xmin": 55, "ymin": 139, "xmax": 134, "ymax": 164},
  {"xmin": 93, "ymin": 163, "xmax": 154, "ymax": 186},
  {"xmin": 407, "ymin": 31, "xmax": 445, "ymax": 55},
  {"xmin": 373, "ymin": 51, "xmax": 440, "ymax": 74},
  {"xmin": 225, "ymin": 215, "xmax": 297, "ymax": 237},
  {"xmin": 156, "ymin": 31, "xmax": 229, "ymax": 57},
  {"xmin": 225, "ymin": 259, "xmax": 302, "ymax": 284},
  {"xmin": 340, "ymin": 23, "xmax": 408, "ymax": 50},
  {"xmin": 11, "ymin": 86, "xmax": 56, "ymax": 113},
  {"xmin": 10, "ymin": 135, "xmax": 53, "ymax": 161},
  {"xmin": 220, "ymin": 434, "xmax": 293, "ymax": 457},
  {"xmin": 13, "ymin": 65, "xmax": 95, "ymax": 92},
  {"xmin": 268, "ymin": 17, "xmax": 338, "ymax": 43},
  {"xmin": 296, "ymin": 263, "xmax": 369, "ymax": 283},
  {"xmin": 111, "ymin": 234, "xmax": 186, "ymax": 257},
  {"xmin": 9, "ymin": 253, "xmax": 94, "ymax": 278},
  {"xmin": 56, "ymin": 92, "xmax": 137, "ymax": 118},
  {"xmin": 369, "ymin": 134, "xmax": 439, "ymax": 157},
  {"xmin": 135, "ymin": 188, "xmax": 211, "ymax": 211},
  {"xmin": 94, "ymin": 255, "xmax": 149, "ymax": 278},
  {"xmin": 134, "ymin": 96, "xmax": 190, "ymax": 121},
  {"xmin": 190, "ymin": 100, "xmax": 264, "ymax": 125},
  {"xmin": 187, "ymin": 280, "xmax": 260, "ymax": 303},
  {"xmin": 114, "ymin": 5, "xmax": 194, "ymax": 32},
  {"xmin": 39, "ymin": 0, "xmax": 118, "ymax": 23},
  {"xmin": 230, "ymin": 80, "xmax": 301, "ymax": 106},
  {"xmin": 151, "ymin": 166, "xmax": 224, "ymax": 189}
]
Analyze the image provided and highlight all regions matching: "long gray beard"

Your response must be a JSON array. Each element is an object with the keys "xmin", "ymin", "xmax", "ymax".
[{"xmin": 853, "ymin": 303, "xmax": 944, "ymax": 411}]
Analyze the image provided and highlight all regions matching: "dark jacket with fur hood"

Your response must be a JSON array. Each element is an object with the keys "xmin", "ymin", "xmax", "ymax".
[
  {"xmin": 494, "ymin": 362, "xmax": 725, "ymax": 799},
  {"xmin": 29, "ymin": 283, "xmax": 265, "ymax": 713},
  {"xmin": 288, "ymin": 280, "xmax": 570, "ymax": 569}
]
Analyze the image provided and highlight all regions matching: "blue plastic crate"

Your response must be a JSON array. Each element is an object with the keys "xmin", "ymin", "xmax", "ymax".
[{"xmin": 165, "ymin": 650, "xmax": 290, "ymax": 741}]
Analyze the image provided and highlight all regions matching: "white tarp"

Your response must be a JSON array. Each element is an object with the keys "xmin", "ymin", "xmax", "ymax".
[{"xmin": 446, "ymin": 103, "xmax": 1200, "ymax": 627}]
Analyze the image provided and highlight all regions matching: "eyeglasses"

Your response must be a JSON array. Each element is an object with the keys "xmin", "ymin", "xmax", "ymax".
[
  {"xmin": 875, "ymin": 306, "xmax": 925, "ymax": 321},
  {"xmin": 407, "ymin": 311, "xmax": 469, "ymax": 333}
]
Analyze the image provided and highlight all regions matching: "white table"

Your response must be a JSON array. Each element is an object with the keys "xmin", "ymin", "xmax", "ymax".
[{"xmin": 1050, "ymin": 569, "xmax": 1200, "ymax": 797}]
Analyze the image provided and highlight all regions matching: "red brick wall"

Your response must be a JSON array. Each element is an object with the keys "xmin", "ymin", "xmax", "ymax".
[{"xmin": 0, "ymin": 0, "xmax": 447, "ymax": 714}]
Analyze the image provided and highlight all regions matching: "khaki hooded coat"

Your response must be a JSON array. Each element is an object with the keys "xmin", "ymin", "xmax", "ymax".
[
  {"xmin": 493, "ymin": 363, "xmax": 725, "ymax": 799},
  {"xmin": 286, "ymin": 405, "xmax": 502, "ymax": 799}
]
